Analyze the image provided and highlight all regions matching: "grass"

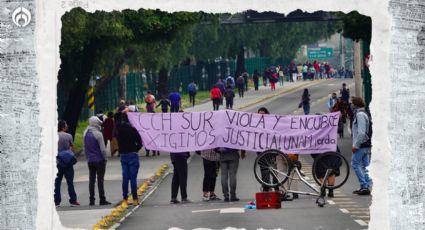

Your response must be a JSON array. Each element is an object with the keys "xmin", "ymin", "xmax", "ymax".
[
  {"xmin": 73, "ymin": 121, "xmax": 88, "ymax": 154},
  {"xmin": 73, "ymin": 91, "xmax": 212, "ymax": 153}
]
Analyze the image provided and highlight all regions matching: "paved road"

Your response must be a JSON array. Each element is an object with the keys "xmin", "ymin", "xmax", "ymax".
[{"xmin": 119, "ymin": 79, "xmax": 372, "ymax": 230}]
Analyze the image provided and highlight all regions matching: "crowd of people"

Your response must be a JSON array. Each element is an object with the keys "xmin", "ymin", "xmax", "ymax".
[{"xmin": 54, "ymin": 70, "xmax": 370, "ymax": 207}]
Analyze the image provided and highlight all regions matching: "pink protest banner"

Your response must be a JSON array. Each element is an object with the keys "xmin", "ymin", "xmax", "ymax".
[{"xmin": 127, "ymin": 111, "xmax": 340, "ymax": 154}]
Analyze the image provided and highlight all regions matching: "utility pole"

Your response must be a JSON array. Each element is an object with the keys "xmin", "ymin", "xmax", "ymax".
[
  {"xmin": 340, "ymin": 34, "xmax": 345, "ymax": 70},
  {"xmin": 88, "ymin": 75, "xmax": 95, "ymax": 117},
  {"xmin": 354, "ymin": 40, "xmax": 363, "ymax": 98}
]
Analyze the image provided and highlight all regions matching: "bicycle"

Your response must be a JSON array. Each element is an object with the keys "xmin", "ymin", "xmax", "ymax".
[{"xmin": 253, "ymin": 149, "xmax": 350, "ymax": 207}]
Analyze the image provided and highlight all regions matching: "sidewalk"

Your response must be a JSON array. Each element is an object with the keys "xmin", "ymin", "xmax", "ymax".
[{"xmin": 57, "ymin": 79, "xmax": 323, "ymax": 229}]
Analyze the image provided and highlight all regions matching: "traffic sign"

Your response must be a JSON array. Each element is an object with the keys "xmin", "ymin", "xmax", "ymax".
[{"xmin": 307, "ymin": 47, "xmax": 333, "ymax": 59}]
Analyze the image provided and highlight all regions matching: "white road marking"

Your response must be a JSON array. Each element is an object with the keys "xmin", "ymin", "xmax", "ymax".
[
  {"xmin": 191, "ymin": 208, "xmax": 221, "ymax": 213},
  {"xmin": 354, "ymin": 219, "xmax": 368, "ymax": 226},
  {"xmin": 340, "ymin": 208, "xmax": 350, "ymax": 214},
  {"xmin": 220, "ymin": 208, "xmax": 245, "ymax": 214}
]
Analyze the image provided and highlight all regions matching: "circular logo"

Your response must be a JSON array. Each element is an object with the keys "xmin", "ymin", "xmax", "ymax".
[{"xmin": 12, "ymin": 7, "xmax": 31, "ymax": 27}]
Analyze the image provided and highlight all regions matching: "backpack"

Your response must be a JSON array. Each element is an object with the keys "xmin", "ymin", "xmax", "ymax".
[
  {"xmin": 226, "ymin": 77, "xmax": 234, "ymax": 87},
  {"xmin": 358, "ymin": 111, "xmax": 373, "ymax": 148},
  {"xmin": 224, "ymin": 88, "xmax": 234, "ymax": 98},
  {"xmin": 236, "ymin": 76, "xmax": 244, "ymax": 85},
  {"xmin": 188, "ymin": 83, "xmax": 197, "ymax": 93},
  {"xmin": 57, "ymin": 150, "xmax": 77, "ymax": 169},
  {"xmin": 341, "ymin": 88, "xmax": 350, "ymax": 102}
]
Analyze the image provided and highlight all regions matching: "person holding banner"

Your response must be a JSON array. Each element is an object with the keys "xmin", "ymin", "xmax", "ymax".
[
  {"xmin": 170, "ymin": 151, "xmax": 191, "ymax": 204},
  {"xmin": 197, "ymin": 150, "xmax": 221, "ymax": 201},
  {"xmin": 114, "ymin": 113, "xmax": 143, "ymax": 205},
  {"xmin": 216, "ymin": 148, "xmax": 246, "ymax": 202}
]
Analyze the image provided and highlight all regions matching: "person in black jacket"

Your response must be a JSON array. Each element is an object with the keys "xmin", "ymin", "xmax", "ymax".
[{"xmin": 114, "ymin": 113, "xmax": 143, "ymax": 205}]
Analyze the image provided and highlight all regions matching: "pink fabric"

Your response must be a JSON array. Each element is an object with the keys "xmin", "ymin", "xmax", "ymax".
[{"xmin": 127, "ymin": 111, "xmax": 340, "ymax": 154}]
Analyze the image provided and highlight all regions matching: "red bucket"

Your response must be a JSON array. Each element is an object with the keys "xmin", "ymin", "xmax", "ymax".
[{"xmin": 255, "ymin": 192, "xmax": 281, "ymax": 209}]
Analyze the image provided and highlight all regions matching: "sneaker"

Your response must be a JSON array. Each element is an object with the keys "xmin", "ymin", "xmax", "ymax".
[
  {"xmin": 170, "ymin": 199, "xmax": 180, "ymax": 204},
  {"xmin": 133, "ymin": 199, "xmax": 140, "ymax": 206},
  {"xmin": 357, "ymin": 188, "xmax": 371, "ymax": 195},
  {"xmin": 328, "ymin": 189, "xmax": 334, "ymax": 198},
  {"xmin": 55, "ymin": 203, "xmax": 60, "ymax": 208},
  {"xmin": 181, "ymin": 198, "xmax": 191, "ymax": 203},
  {"xmin": 352, "ymin": 189, "xmax": 361, "ymax": 194},
  {"xmin": 89, "ymin": 201, "xmax": 95, "ymax": 206},
  {"xmin": 70, "ymin": 201, "xmax": 80, "ymax": 207},
  {"xmin": 292, "ymin": 193, "xmax": 299, "ymax": 199},
  {"xmin": 202, "ymin": 195, "xmax": 209, "ymax": 201},
  {"xmin": 209, "ymin": 195, "xmax": 221, "ymax": 201},
  {"xmin": 223, "ymin": 197, "xmax": 230, "ymax": 202},
  {"xmin": 99, "ymin": 200, "xmax": 112, "ymax": 206},
  {"xmin": 230, "ymin": 197, "xmax": 240, "ymax": 202}
]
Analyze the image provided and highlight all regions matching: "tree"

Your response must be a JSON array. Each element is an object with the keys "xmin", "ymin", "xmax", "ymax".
[{"xmin": 58, "ymin": 8, "xmax": 200, "ymax": 137}]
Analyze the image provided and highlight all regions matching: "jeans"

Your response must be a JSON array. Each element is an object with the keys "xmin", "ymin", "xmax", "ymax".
[
  {"xmin": 351, "ymin": 147, "xmax": 371, "ymax": 189},
  {"xmin": 189, "ymin": 92, "xmax": 196, "ymax": 106},
  {"xmin": 303, "ymin": 104, "xmax": 310, "ymax": 115},
  {"xmin": 225, "ymin": 98, "xmax": 233, "ymax": 109},
  {"xmin": 212, "ymin": 98, "xmax": 220, "ymax": 111},
  {"xmin": 88, "ymin": 161, "xmax": 106, "ymax": 203},
  {"xmin": 171, "ymin": 104, "xmax": 179, "ymax": 113},
  {"xmin": 238, "ymin": 86, "xmax": 244, "ymax": 97},
  {"xmin": 254, "ymin": 81, "xmax": 259, "ymax": 90},
  {"xmin": 120, "ymin": 153, "xmax": 140, "ymax": 200},
  {"xmin": 203, "ymin": 159, "xmax": 219, "ymax": 192},
  {"xmin": 54, "ymin": 166, "xmax": 77, "ymax": 204},
  {"xmin": 221, "ymin": 159, "xmax": 239, "ymax": 199},
  {"xmin": 171, "ymin": 156, "xmax": 188, "ymax": 199}
]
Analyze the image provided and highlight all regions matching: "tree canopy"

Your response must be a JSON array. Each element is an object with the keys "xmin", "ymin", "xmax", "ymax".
[{"xmin": 58, "ymin": 8, "xmax": 340, "ymax": 137}]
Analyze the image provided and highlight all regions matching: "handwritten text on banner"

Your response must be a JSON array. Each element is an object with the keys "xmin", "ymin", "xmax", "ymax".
[{"xmin": 127, "ymin": 111, "xmax": 340, "ymax": 154}]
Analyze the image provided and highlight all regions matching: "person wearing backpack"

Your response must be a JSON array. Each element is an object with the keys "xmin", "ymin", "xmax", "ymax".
[
  {"xmin": 327, "ymin": 93, "xmax": 338, "ymax": 112},
  {"xmin": 340, "ymin": 83, "xmax": 350, "ymax": 103},
  {"xmin": 236, "ymin": 75, "xmax": 245, "ymax": 98},
  {"xmin": 54, "ymin": 120, "xmax": 79, "ymax": 207},
  {"xmin": 224, "ymin": 85, "xmax": 235, "ymax": 109},
  {"xmin": 187, "ymin": 81, "xmax": 198, "ymax": 107},
  {"xmin": 350, "ymin": 97, "xmax": 372, "ymax": 195},
  {"xmin": 225, "ymin": 75, "xmax": 235, "ymax": 89},
  {"xmin": 114, "ymin": 113, "xmax": 143, "ymax": 205}
]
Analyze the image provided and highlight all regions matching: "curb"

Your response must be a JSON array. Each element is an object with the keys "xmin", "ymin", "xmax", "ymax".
[
  {"xmin": 91, "ymin": 164, "xmax": 171, "ymax": 230},
  {"xmin": 237, "ymin": 79, "xmax": 327, "ymax": 110}
]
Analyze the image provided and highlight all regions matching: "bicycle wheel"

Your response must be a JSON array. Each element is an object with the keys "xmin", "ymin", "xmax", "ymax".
[
  {"xmin": 312, "ymin": 151, "xmax": 350, "ymax": 189},
  {"xmin": 254, "ymin": 149, "xmax": 291, "ymax": 187}
]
